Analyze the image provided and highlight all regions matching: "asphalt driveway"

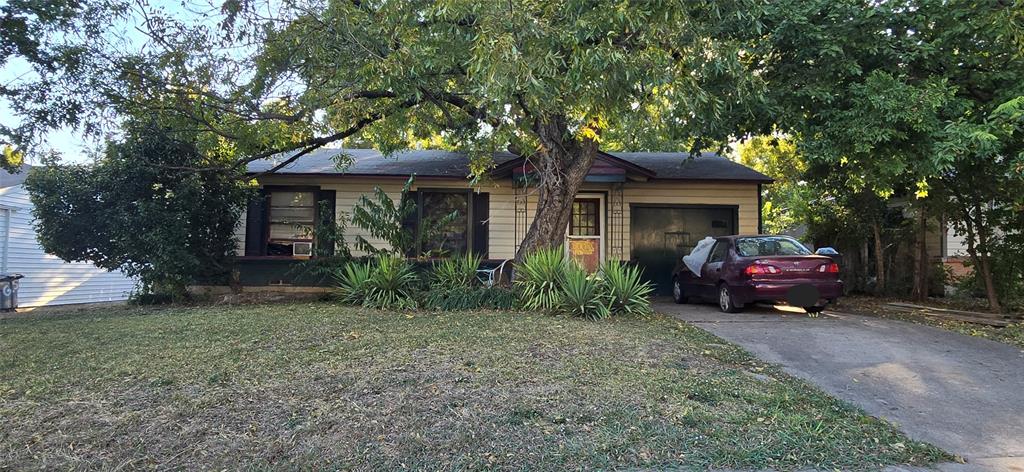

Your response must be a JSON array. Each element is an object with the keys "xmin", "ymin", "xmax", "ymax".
[{"xmin": 657, "ymin": 301, "xmax": 1024, "ymax": 472}]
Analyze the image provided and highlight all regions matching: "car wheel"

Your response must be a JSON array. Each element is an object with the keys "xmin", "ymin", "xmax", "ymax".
[
  {"xmin": 718, "ymin": 284, "xmax": 742, "ymax": 313},
  {"xmin": 804, "ymin": 305, "xmax": 825, "ymax": 314},
  {"xmin": 672, "ymin": 278, "xmax": 688, "ymax": 304}
]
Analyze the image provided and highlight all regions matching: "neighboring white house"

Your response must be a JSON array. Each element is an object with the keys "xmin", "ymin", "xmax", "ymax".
[{"xmin": 0, "ymin": 166, "xmax": 136, "ymax": 309}]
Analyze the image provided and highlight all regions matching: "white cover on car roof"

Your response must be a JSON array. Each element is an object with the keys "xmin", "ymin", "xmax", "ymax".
[{"xmin": 683, "ymin": 237, "xmax": 716, "ymax": 275}]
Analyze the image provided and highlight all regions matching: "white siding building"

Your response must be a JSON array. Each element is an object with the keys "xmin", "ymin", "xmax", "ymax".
[{"xmin": 0, "ymin": 168, "xmax": 136, "ymax": 309}]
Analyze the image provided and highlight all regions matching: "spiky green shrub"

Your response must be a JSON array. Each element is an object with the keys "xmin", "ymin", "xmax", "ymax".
[
  {"xmin": 334, "ymin": 261, "xmax": 373, "ymax": 305},
  {"xmin": 600, "ymin": 261, "xmax": 654, "ymax": 316},
  {"xmin": 430, "ymin": 254, "xmax": 482, "ymax": 290},
  {"xmin": 364, "ymin": 255, "xmax": 419, "ymax": 309},
  {"xmin": 515, "ymin": 247, "xmax": 567, "ymax": 311},
  {"xmin": 421, "ymin": 286, "xmax": 517, "ymax": 311},
  {"xmin": 559, "ymin": 263, "xmax": 611, "ymax": 321}
]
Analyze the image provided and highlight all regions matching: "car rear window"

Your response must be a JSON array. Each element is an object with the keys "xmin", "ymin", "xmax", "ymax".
[{"xmin": 735, "ymin": 237, "xmax": 811, "ymax": 257}]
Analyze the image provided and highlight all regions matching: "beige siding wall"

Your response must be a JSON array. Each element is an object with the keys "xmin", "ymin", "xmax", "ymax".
[
  {"xmin": 241, "ymin": 176, "xmax": 760, "ymax": 260},
  {"xmin": 249, "ymin": 176, "xmax": 512, "ymax": 258}
]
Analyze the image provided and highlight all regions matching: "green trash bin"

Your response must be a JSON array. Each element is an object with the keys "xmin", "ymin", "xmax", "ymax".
[{"xmin": 0, "ymin": 274, "xmax": 24, "ymax": 311}]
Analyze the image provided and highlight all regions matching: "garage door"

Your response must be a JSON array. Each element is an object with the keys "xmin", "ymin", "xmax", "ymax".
[{"xmin": 630, "ymin": 206, "xmax": 737, "ymax": 295}]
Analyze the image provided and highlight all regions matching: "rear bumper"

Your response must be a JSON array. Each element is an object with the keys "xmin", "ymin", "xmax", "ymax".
[{"xmin": 732, "ymin": 280, "xmax": 844, "ymax": 305}]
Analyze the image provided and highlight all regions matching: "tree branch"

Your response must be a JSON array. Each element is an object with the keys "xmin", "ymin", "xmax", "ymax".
[
  {"xmin": 430, "ymin": 91, "xmax": 500, "ymax": 127},
  {"xmin": 243, "ymin": 97, "xmax": 421, "ymax": 176}
]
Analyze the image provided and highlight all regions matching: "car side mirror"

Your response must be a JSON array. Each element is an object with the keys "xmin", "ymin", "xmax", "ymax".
[{"xmin": 815, "ymin": 247, "xmax": 839, "ymax": 256}]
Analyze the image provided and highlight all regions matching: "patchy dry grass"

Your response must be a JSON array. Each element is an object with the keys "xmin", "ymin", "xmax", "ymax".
[
  {"xmin": 838, "ymin": 295, "xmax": 1024, "ymax": 350},
  {"xmin": 1, "ymin": 303, "xmax": 947, "ymax": 470}
]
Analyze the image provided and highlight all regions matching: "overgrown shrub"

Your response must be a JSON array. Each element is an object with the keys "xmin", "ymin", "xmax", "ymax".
[
  {"xmin": 26, "ymin": 122, "xmax": 252, "ymax": 300},
  {"xmin": 334, "ymin": 261, "xmax": 373, "ymax": 305},
  {"xmin": 364, "ymin": 255, "xmax": 419, "ymax": 309},
  {"xmin": 430, "ymin": 254, "xmax": 482, "ymax": 290},
  {"xmin": 559, "ymin": 264, "xmax": 611, "ymax": 320},
  {"xmin": 514, "ymin": 249, "xmax": 655, "ymax": 320},
  {"xmin": 515, "ymin": 247, "xmax": 567, "ymax": 311},
  {"xmin": 330, "ymin": 249, "xmax": 654, "ymax": 318},
  {"xmin": 421, "ymin": 286, "xmax": 517, "ymax": 311},
  {"xmin": 954, "ymin": 245, "xmax": 1024, "ymax": 312},
  {"xmin": 601, "ymin": 261, "xmax": 655, "ymax": 316},
  {"xmin": 350, "ymin": 176, "xmax": 457, "ymax": 257}
]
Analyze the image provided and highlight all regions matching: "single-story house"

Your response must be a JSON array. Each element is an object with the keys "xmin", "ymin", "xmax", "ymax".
[
  {"xmin": 232, "ymin": 149, "xmax": 772, "ymax": 294},
  {"xmin": 0, "ymin": 166, "xmax": 137, "ymax": 308}
]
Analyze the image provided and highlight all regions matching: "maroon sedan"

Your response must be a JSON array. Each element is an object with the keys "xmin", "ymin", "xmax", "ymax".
[{"xmin": 671, "ymin": 235, "xmax": 843, "ymax": 313}]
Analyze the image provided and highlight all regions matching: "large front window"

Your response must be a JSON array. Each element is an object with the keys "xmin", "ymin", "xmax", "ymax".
[
  {"xmin": 419, "ymin": 191, "xmax": 469, "ymax": 256},
  {"xmin": 267, "ymin": 191, "xmax": 315, "ymax": 256}
]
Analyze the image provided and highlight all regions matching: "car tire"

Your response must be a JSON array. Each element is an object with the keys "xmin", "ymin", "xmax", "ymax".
[
  {"xmin": 804, "ymin": 305, "xmax": 825, "ymax": 314},
  {"xmin": 672, "ymin": 278, "xmax": 689, "ymax": 304},
  {"xmin": 718, "ymin": 284, "xmax": 742, "ymax": 313}
]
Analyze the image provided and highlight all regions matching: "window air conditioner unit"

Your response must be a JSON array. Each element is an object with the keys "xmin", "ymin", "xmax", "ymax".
[{"xmin": 293, "ymin": 242, "xmax": 313, "ymax": 256}]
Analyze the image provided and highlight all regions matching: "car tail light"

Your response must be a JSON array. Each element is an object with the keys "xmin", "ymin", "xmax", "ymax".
[
  {"xmin": 819, "ymin": 262, "xmax": 840, "ymax": 273},
  {"xmin": 744, "ymin": 264, "xmax": 781, "ymax": 276}
]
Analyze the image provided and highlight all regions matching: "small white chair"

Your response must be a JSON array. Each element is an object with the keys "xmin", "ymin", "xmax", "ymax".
[{"xmin": 476, "ymin": 259, "xmax": 512, "ymax": 287}]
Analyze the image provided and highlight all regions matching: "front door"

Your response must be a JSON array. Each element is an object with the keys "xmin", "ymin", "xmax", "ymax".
[{"xmin": 567, "ymin": 197, "xmax": 604, "ymax": 272}]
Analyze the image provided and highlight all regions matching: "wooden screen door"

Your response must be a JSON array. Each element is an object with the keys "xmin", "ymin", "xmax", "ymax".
[{"xmin": 567, "ymin": 197, "xmax": 604, "ymax": 272}]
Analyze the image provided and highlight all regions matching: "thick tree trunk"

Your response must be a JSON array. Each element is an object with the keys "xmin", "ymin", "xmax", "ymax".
[
  {"xmin": 515, "ymin": 116, "xmax": 599, "ymax": 260},
  {"xmin": 872, "ymin": 219, "xmax": 886, "ymax": 295},
  {"xmin": 978, "ymin": 255, "xmax": 1000, "ymax": 313}
]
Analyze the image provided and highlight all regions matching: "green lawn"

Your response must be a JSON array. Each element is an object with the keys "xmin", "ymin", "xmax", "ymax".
[{"xmin": 0, "ymin": 303, "xmax": 947, "ymax": 470}]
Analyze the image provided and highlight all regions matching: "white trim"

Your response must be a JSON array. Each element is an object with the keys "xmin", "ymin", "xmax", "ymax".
[{"xmin": 566, "ymin": 193, "xmax": 606, "ymax": 267}]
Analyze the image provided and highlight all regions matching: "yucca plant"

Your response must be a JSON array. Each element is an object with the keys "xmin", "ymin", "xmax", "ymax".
[
  {"xmin": 333, "ymin": 261, "xmax": 373, "ymax": 305},
  {"xmin": 430, "ymin": 253, "xmax": 482, "ymax": 290},
  {"xmin": 364, "ymin": 255, "xmax": 419, "ymax": 309},
  {"xmin": 514, "ymin": 247, "xmax": 567, "ymax": 311},
  {"xmin": 559, "ymin": 263, "xmax": 611, "ymax": 321},
  {"xmin": 600, "ymin": 261, "xmax": 655, "ymax": 316}
]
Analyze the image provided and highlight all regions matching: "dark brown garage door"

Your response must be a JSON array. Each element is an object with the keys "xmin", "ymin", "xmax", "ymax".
[{"xmin": 630, "ymin": 205, "xmax": 738, "ymax": 295}]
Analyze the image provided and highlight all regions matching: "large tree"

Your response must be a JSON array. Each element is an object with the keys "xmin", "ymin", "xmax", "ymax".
[
  {"xmin": 751, "ymin": 0, "xmax": 1024, "ymax": 308},
  {"xmin": 24, "ymin": 121, "xmax": 253, "ymax": 298},
  {"xmin": 2, "ymin": 0, "xmax": 767, "ymax": 258}
]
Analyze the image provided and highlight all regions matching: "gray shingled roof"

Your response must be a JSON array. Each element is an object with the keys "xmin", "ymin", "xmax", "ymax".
[{"xmin": 247, "ymin": 148, "xmax": 772, "ymax": 182}]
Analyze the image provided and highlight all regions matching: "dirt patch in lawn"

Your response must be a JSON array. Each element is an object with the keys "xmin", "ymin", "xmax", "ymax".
[{"xmin": 0, "ymin": 303, "xmax": 949, "ymax": 470}]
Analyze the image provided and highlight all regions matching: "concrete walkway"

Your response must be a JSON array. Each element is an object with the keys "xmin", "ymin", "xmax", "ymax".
[{"xmin": 657, "ymin": 301, "xmax": 1024, "ymax": 472}]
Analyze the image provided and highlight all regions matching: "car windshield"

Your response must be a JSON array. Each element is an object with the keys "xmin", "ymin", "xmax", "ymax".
[{"xmin": 735, "ymin": 237, "xmax": 811, "ymax": 257}]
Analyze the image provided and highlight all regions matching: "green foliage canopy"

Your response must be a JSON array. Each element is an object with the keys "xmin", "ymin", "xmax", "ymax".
[
  {"xmin": 23, "ymin": 122, "xmax": 253, "ymax": 296},
  {"xmin": 737, "ymin": 135, "xmax": 810, "ymax": 235},
  {"xmin": 2, "ymin": 0, "xmax": 767, "ymax": 167}
]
